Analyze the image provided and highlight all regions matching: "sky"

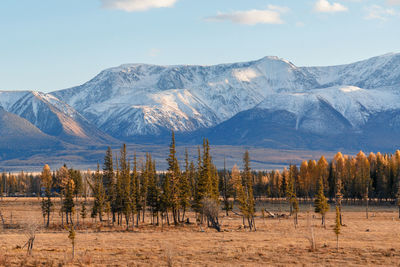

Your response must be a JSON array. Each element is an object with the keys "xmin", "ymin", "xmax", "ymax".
[{"xmin": 0, "ymin": 0, "xmax": 400, "ymax": 92}]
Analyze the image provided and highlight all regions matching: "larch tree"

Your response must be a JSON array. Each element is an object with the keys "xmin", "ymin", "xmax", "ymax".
[
  {"xmin": 103, "ymin": 147, "xmax": 115, "ymax": 223},
  {"xmin": 356, "ymin": 151, "xmax": 371, "ymax": 218},
  {"xmin": 90, "ymin": 164, "xmax": 106, "ymax": 222},
  {"xmin": 40, "ymin": 164, "xmax": 53, "ymax": 228},
  {"xmin": 166, "ymin": 131, "xmax": 181, "ymax": 225},
  {"xmin": 161, "ymin": 168, "xmax": 172, "ymax": 226},
  {"xmin": 193, "ymin": 140, "xmax": 214, "ymax": 218},
  {"xmin": 242, "ymin": 150, "xmax": 256, "ymax": 231},
  {"xmin": 288, "ymin": 165, "xmax": 299, "ymax": 227},
  {"xmin": 179, "ymin": 149, "xmax": 191, "ymax": 222},
  {"xmin": 334, "ymin": 206, "xmax": 341, "ymax": 251},
  {"xmin": 221, "ymin": 159, "xmax": 234, "ymax": 216},
  {"xmin": 298, "ymin": 160, "xmax": 309, "ymax": 199},
  {"xmin": 119, "ymin": 144, "xmax": 132, "ymax": 230},
  {"xmin": 130, "ymin": 153, "xmax": 138, "ymax": 227},
  {"xmin": 146, "ymin": 154, "xmax": 160, "ymax": 225},
  {"xmin": 317, "ymin": 156, "xmax": 329, "ymax": 195},
  {"xmin": 63, "ymin": 175, "xmax": 75, "ymax": 225},
  {"xmin": 335, "ymin": 175, "xmax": 344, "ymax": 225},
  {"xmin": 314, "ymin": 176, "xmax": 329, "ymax": 227},
  {"xmin": 307, "ymin": 160, "xmax": 317, "ymax": 198},
  {"xmin": 57, "ymin": 166, "xmax": 70, "ymax": 226},
  {"xmin": 232, "ymin": 164, "xmax": 246, "ymax": 227},
  {"xmin": 397, "ymin": 173, "xmax": 400, "ymax": 219}
]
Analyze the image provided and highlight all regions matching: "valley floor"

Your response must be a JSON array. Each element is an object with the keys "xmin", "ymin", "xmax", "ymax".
[{"xmin": 0, "ymin": 198, "xmax": 399, "ymax": 266}]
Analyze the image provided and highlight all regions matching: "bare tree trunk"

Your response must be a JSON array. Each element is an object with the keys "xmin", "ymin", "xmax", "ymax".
[
  {"xmin": 161, "ymin": 212, "xmax": 164, "ymax": 232},
  {"xmin": 142, "ymin": 205, "xmax": 145, "ymax": 223},
  {"xmin": 181, "ymin": 208, "xmax": 186, "ymax": 223},
  {"xmin": 47, "ymin": 210, "xmax": 50, "ymax": 228},
  {"xmin": 166, "ymin": 210, "xmax": 170, "ymax": 226},
  {"xmin": 125, "ymin": 215, "xmax": 129, "ymax": 230},
  {"xmin": 336, "ymin": 235, "xmax": 339, "ymax": 251}
]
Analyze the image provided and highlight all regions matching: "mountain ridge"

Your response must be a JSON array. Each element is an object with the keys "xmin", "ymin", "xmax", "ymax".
[{"xmin": 1, "ymin": 52, "xmax": 400, "ymax": 168}]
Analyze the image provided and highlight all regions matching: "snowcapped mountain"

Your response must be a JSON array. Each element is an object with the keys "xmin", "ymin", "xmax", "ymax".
[
  {"xmin": 303, "ymin": 53, "xmax": 400, "ymax": 89},
  {"xmin": 0, "ymin": 91, "xmax": 116, "ymax": 145},
  {"xmin": 51, "ymin": 53, "xmax": 400, "ymax": 150},
  {"xmin": 1, "ymin": 52, "xmax": 400, "ymax": 156},
  {"xmin": 52, "ymin": 56, "xmax": 321, "ymax": 140}
]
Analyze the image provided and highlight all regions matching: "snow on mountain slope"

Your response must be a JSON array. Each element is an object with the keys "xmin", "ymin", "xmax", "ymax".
[
  {"xmin": 2, "ymin": 52, "xmax": 400, "ymax": 150},
  {"xmin": 0, "ymin": 91, "xmax": 30, "ymax": 110},
  {"xmin": 53, "ymin": 56, "xmax": 320, "ymax": 138},
  {"xmin": 257, "ymin": 85, "xmax": 400, "ymax": 133},
  {"xmin": 0, "ymin": 91, "xmax": 115, "ymax": 144},
  {"xmin": 303, "ymin": 53, "xmax": 400, "ymax": 89}
]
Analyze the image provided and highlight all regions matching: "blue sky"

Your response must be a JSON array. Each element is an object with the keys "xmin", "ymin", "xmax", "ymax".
[{"xmin": 1, "ymin": 0, "xmax": 399, "ymax": 92}]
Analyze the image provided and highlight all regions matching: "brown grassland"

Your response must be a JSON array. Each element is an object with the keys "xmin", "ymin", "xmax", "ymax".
[{"xmin": 0, "ymin": 198, "xmax": 399, "ymax": 266}]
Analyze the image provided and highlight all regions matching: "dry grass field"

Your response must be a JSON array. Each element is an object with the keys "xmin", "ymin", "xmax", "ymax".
[{"xmin": 0, "ymin": 198, "xmax": 399, "ymax": 266}]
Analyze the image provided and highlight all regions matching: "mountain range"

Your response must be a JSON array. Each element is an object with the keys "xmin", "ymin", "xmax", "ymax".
[{"xmin": 1, "ymin": 53, "xmax": 400, "ymax": 169}]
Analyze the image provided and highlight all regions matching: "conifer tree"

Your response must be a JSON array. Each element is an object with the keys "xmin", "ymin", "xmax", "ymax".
[
  {"xmin": 146, "ymin": 154, "xmax": 160, "ymax": 225},
  {"xmin": 119, "ymin": 144, "xmax": 132, "ymax": 229},
  {"xmin": 232, "ymin": 164, "xmax": 246, "ymax": 226},
  {"xmin": 314, "ymin": 176, "xmax": 329, "ymax": 227},
  {"xmin": 66, "ymin": 224, "xmax": 76, "ymax": 259},
  {"xmin": 299, "ymin": 160, "xmax": 309, "ymax": 198},
  {"xmin": 114, "ymin": 154, "xmax": 123, "ymax": 225},
  {"xmin": 221, "ymin": 159, "xmax": 234, "ymax": 216},
  {"xmin": 193, "ymin": 149, "xmax": 206, "ymax": 213},
  {"xmin": 395, "ymin": 168, "xmax": 400, "ymax": 219},
  {"xmin": 287, "ymin": 165, "xmax": 299, "ymax": 226},
  {"xmin": 103, "ymin": 147, "xmax": 115, "ymax": 222},
  {"xmin": 178, "ymin": 149, "xmax": 191, "ymax": 222},
  {"xmin": 307, "ymin": 160, "xmax": 317, "ymax": 198},
  {"xmin": 161, "ymin": 169, "xmax": 171, "ymax": 225},
  {"xmin": 130, "ymin": 153, "xmax": 138, "ymax": 227},
  {"xmin": 133, "ymin": 154, "xmax": 141, "ymax": 226},
  {"xmin": 285, "ymin": 165, "xmax": 295, "ymax": 215},
  {"xmin": 317, "ymin": 156, "xmax": 329, "ymax": 195},
  {"xmin": 40, "ymin": 164, "xmax": 53, "ymax": 228},
  {"xmin": 334, "ymin": 206, "xmax": 341, "ymax": 251},
  {"xmin": 139, "ymin": 159, "xmax": 148, "ymax": 223},
  {"xmin": 242, "ymin": 150, "xmax": 256, "ymax": 231},
  {"xmin": 188, "ymin": 161, "xmax": 196, "ymax": 201},
  {"xmin": 335, "ymin": 176, "xmax": 344, "ymax": 225},
  {"xmin": 375, "ymin": 152, "xmax": 388, "ymax": 200},
  {"xmin": 63, "ymin": 176, "xmax": 75, "ymax": 225},
  {"xmin": 58, "ymin": 166, "xmax": 71, "ymax": 226},
  {"xmin": 90, "ymin": 164, "xmax": 106, "ymax": 222},
  {"xmin": 166, "ymin": 131, "xmax": 181, "ymax": 225}
]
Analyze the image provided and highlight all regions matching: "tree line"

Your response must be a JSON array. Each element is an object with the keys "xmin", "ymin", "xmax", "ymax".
[{"xmin": 2, "ymin": 134, "xmax": 400, "ymax": 231}]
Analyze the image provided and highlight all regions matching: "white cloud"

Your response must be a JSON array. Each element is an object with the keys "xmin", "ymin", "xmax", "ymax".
[
  {"xmin": 101, "ymin": 0, "xmax": 177, "ymax": 12},
  {"xmin": 386, "ymin": 0, "xmax": 400, "ymax": 5},
  {"xmin": 314, "ymin": 0, "xmax": 348, "ymax": 13},
  {"xmin": 206, "ymin": 6, "xmax": 288, "ymax": 25},
  {"xmin": 267, "ymin": 5, "xmax": 290, "ymax": 13},
  {"xmin": 365, "ymin": 5, "xmax": 396, "ymax": 20},
  {"xmin": 296, "ymin": 21, "xmax": 305, "ymax": 27}
]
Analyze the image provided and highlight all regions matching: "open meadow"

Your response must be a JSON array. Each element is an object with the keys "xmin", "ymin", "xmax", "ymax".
[{"xmin": 0, "ymin": 198, "xmax": 399, "ymax": 266}]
